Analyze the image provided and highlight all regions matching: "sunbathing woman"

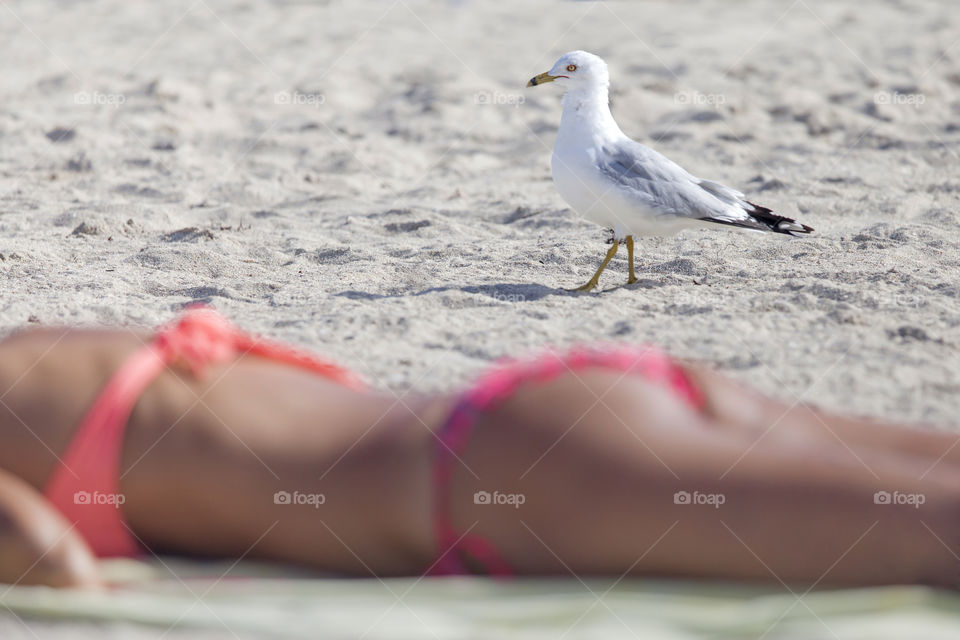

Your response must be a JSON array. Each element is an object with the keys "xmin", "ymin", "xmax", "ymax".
[{"xmin": 0, "ymin": 307, "xmax": 957, "ymax": 590}]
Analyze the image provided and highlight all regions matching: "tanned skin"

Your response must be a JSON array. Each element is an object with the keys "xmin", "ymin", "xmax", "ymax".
[{"xmin": 0, "ymin": 326, "xmax": 957, "ymax": 589}]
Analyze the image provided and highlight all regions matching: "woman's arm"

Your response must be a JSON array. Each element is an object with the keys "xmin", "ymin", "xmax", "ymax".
[{"xmin": 0, "ymin": 466, "xmax": 101, "ymax": 588}]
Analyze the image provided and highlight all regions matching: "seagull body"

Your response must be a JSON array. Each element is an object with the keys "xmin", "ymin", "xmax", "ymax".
[{"xmin": 527, "ymin": 51, "xmax": 813, "ymax": 291}]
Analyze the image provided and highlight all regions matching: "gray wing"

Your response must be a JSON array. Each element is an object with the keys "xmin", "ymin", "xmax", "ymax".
[{"xmin": 598, "ymin": 138, "xmax": 812, "ymax": 235}]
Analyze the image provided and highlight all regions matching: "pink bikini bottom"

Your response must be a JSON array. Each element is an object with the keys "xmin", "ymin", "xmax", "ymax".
[{"xmin": 427, "ymin": 344, "xmax": 705, "ymax": 577}]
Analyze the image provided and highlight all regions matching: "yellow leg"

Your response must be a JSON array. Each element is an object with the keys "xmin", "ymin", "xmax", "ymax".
[
  {"xmin": 626, "ymin": 236, "xmax": 638, "ymax": 285},
  {"xmin": 569, "ymin": 242, "xmax": 619, "ymax": 292}
]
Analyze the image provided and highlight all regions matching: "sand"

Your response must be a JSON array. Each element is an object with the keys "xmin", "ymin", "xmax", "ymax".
[
  {"xmin": 3, "ymin": 0, "xmax": 959, "ymax": 422},
  {"xmin": 4, "ymin": 0, "xmax": 957, "ymax": 424},
  {"xmin": 2, "ymin": 0, "xmax": 959, "ymax": 392},
  {"xmin": 3, "ymin": 0, "xmax": 959, "ymax": 425},
  {"xmin": 2, "ymin": 0, "xmax": 960, "ymax": 636}
]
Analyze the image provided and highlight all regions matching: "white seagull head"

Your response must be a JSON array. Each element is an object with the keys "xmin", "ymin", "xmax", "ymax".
[{"xmin": 526, "ymin": 51, "xmax": 609, "ymax": 92}]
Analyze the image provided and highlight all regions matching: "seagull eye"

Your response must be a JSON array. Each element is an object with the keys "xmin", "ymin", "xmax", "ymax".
[{"xmin": 566, "ymin": 64, "xmax": 577, "ymax": 72}]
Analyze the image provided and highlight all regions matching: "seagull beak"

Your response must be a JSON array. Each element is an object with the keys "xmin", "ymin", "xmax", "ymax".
[{"xmin": 526, "ymin": 72, "xmax": 558, "ymax": 87}]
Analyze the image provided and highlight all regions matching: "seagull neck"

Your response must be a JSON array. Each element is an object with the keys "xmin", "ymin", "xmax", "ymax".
[{"xmin": 559, "ymin": 85, "xmax": 620, "ymax": 141}]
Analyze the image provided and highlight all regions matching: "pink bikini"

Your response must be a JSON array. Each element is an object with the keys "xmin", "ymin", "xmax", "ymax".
[
  {"xmin": 43, "ymin": 309, "xmax": 704, "ymax": 576},
  {"xmin": 427, "ymin": 345, "xmax": 705, "ymax": 576},
  {"xmin": 43, "ymin": 307, "xmax": 365, "ymax": 557}
]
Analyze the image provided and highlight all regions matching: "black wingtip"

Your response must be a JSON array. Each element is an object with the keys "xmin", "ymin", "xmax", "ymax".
[
  {"xmin": 775, "ymin": 220, "xmax": 814, "ymax": 235},
  {"xmin": 698, "ymin": 203, "xmax": 814, "ymax": 236},
  {"xmin": 745, "ymin": 201, "xmax": 814, "ymax": 235}
]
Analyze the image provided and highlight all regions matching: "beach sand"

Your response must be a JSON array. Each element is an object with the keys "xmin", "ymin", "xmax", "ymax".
[
  {"xmin": 4, "ymin": 0, "xmax": 957, "ymax": 424},
  {"xmin": 1, "ymin": 0, "xmax": 959, "ymax": 633}
]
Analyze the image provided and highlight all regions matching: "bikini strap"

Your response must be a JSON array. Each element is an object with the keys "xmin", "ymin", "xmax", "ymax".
[
  {"xmin": 157, "ymin": 308, "xmax": 366, "ymax": 389},
  {"xmin": 429, "ymin": 400, "xmax": 516, "ymax": 577}
]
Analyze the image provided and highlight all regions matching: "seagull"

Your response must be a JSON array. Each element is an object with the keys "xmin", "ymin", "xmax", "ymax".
[{"xmin": 526, "ymin": 51, "xmax": 813, "ymax": 292}]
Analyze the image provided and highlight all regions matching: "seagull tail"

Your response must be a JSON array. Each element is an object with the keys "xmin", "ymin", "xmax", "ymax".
[{"xmin": 701, "ymin": 201, "xmax": 814, "ymax": 236}]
